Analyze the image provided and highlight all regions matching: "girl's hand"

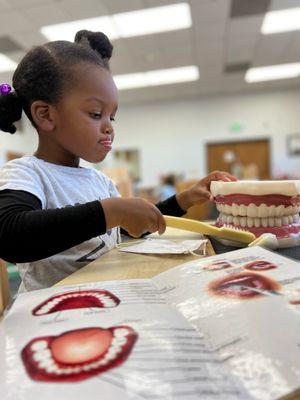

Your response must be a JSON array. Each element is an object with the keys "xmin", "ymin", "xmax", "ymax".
[
  {"xmin": 176, "ymin": 171, "xmax": 237, "ymax": 211},
  {"xmin": 101, "ymin": 197, "xmax": 166, "ymax": 237}
]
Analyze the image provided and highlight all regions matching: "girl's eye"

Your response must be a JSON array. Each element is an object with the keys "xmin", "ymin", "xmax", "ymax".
[
  {"xmin": 90, "ymin": 112, "xmax": 101, "ymax": 119},
  {"xmin": 110, "ymin": 117, "xmax": 116, "ymax": 122}
]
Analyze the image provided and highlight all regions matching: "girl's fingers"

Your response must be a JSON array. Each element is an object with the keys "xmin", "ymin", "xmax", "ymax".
[{"xmin": 154, "ymin": 207, "xmax": 166, "ymax": 235}]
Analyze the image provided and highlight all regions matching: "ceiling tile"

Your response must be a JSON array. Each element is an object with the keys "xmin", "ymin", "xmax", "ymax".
[
  {"xmin": 225, "ymin": 35, "xmax": 258, "ymax": 64},
  {"xmin": 21, "ymin": 3, "xmax": 69, "ymax": 27},
  {"xmin": 100, "ymin": 0, "xmax": 145, "ymax": 14},
  {"xmin": 0, "ymin": 36, "xmax": 23, "ymax": 52},
  {"xmin": 227, "ymin": 15, "xmax": 264, "ymax": 38},
  {"xmin": 224, "ymin": 62, "xmax": 251, "ymax": 73},
  {"xmin": 0, "ymin": 10, "xmax": 34, "ymax": 34},
  {"xmin": 231, "ymin": 0, "xmax": 271, "ymax": 18},
  {"xmin": 269, "ymin": 0, "xmax": 300, "ymax": 11},
  {"xmin": 58, "ymin": 0, "xmax": 109, "ymax": 20},
  {"xmin": 253, "ymin": 32, "xmax": 294, "ymax": 65}
]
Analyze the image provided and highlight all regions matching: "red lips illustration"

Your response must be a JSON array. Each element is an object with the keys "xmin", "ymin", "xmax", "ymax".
[
  {"xmin": 207, "ymin": 272, "xmax": 281, "ymax": 299},
  {"xmin": 21, "ymin": 326, "xmax": 137, "ymax": 382},
  {"xmin": 203, "ymin": 260, "xmax": 233, "ymax": 271},
  {"xmin": 244, "ymin": 260, "xmax": 277, "ymax": 271},
  {"xmin": 32, "ymin": 290, "xmax": 120, "ymax": 316}
]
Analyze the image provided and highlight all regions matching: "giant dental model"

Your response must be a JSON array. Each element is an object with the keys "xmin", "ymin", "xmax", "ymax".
[{"xmin": 210, "ymin": 180, "xmax": 300, "ymax": 248}]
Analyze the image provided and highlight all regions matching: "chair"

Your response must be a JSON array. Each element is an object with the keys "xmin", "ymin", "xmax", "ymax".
[{"xmin": 0, "ymin": 259, "xmax": 10, "ymax": 316}]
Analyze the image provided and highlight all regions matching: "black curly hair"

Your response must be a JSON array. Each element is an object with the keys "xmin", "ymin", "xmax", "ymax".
[{"xmin": 0, "ymin": 30, "xmax": 113, "ymax": 134}]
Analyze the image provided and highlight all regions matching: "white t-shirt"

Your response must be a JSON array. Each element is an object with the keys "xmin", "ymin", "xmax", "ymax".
[{"xmin": 0, "ymin": 156, "xmax": 120, "ymax": 291}]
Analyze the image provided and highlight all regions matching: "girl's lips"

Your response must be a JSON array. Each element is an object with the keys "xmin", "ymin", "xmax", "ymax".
[{"xmin": 99, "ymin": 140, "xmax": 112, "ymax": 150}]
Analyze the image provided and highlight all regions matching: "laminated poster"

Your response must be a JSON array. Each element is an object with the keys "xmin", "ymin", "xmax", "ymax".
[{"xmin": 1, "ymin": 246, "xmax": 300, "ymax": 399}]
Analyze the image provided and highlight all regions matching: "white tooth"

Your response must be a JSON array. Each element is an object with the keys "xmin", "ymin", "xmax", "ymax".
[
  {"xmin": 275, "ymin": 205, "xmax": 284, "ymax": 217},
  {"xmin": 293, "ymin": 206, "xmax": 298, "ymax": 214},
  {"xmin": 114, "ymin": 337, "xmax": 127, "ymax": 346},
  {"xmin": 254, "ymin": 218, "xmax": 260, "ymax": 227},
  {"xmin": 262, "ymin": 218, "xmax": 268, "ymax": 227},
  {"xmin": 232, "ymin": 204, "xmax": 239, "ymax": 216},
  {"xmin": 247, "ymin": 217, "xmax": 254, "ymax": 227},
  {"xmin": 288, "ymin": 215, "xmax": 293, "ymax": 224},
  {"xmin": 233, "ymin": 216, "xmax": 239, "ymax": 226},
  {"xmin": 293, "ymin": 214, "xmax": 300, "ymax": 223},
  {"xmin": 284, "ymin": 206, "xmax": 293, "ymax": 216},
  {"xmin": 282, "ymin": 216, "xmax": 289, "ymax": 226},
  {"xmin": 46, "ymin": 365, "xmax": 59, "ymax": 373},
  {"xmin": 31, "ymin": 341, "xmax": 48, "ymax": 351},
  {"xmin": 114, "ymin": 328, "xmax": 129, "ymax": 337},
  {"xmin": 275, "ymin": 217, "xmax": 282, "ymax": 227},
  {"xmin": 268, "ymin": 205, "xmax": 276, "ymax": 217},
  {"xmin": 225, "ymin": 204, "xmax": 231, "ymax": 214},
  {"xmin": 269, "ymin": 217, "xmax": 275, "ymax": 227},
  {"xmin": 240, "ymin": 217, "xmax": 247, "ymax": 227},
  {"xmin": 216, "ymin": 204, "xmax": 223, "ymax": 212},
  {"xmin": 227, "ymin": 215, "xmax": 233, "ymax": 224},
  {"xmin": 221, "ymin": 204, "xmax": 227, "ymax": 213},
  {"xmin": 239, "ymin": 205, "xmax": 247, "ymax": 216},
  {"xmin": 33, "ymin": 349, "xmax": 52, "ymax": 362},
  {"xmin": 247, "ymin": 204, "xmax": 257, "ymax": 218},
  {"xmin": 82, "ymin": 364, "xmax": 93, "ymax": 371},
  {"xmin": 258, "ymin": 204, "xmax": 268, "ymax": 218},
  {"xmin": 104, "ymin": 300, "xmax": 116, "ymax": 307},
  {"xmin": 38, "ymin": 359, "xmax": 54, "ymax": 368}
]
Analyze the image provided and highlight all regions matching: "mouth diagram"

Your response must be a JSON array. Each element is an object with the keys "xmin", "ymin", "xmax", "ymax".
[
  {"xmin": 21, "ymin": 326, "xmax": 137, "ymax": 382},
  {"xmin": 32, "ymin": 290, "xmax": 120, "ymax": 316}
]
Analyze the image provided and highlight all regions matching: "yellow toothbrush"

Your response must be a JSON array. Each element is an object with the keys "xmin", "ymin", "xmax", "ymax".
[{"xmin": 164, "ymin": 215, "xmax": 256, "ymax": 245}]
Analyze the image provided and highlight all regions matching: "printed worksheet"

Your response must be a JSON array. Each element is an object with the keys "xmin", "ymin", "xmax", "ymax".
[
  {"xmin": 153, "ymin": 246, "xmax": 300, "ymax": 400},
  {"xmin": 0, "ymin": 279, "xmax": 248, "ymax": 400}
]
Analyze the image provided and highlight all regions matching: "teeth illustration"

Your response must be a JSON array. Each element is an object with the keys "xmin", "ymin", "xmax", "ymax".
[
  {"xmin": 22, "ymin": 326, "xmax": 137, "ymax": 382},
  {"xmin": 32, "ymin": 290, "xmax": 121, "ymax": 316}
]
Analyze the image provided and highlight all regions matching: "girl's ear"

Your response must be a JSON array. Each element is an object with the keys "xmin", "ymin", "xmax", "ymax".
[{"xmin": 30, "ymin": 101, "xmax": 56, "ymax": 131}]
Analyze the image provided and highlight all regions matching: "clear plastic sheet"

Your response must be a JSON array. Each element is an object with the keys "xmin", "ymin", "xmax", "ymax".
[
  {"xmin": 153, "ymin": 246, "xmax": 300, "ymax": 400},
  {"xmin": 0, "ymin": 279, "xmax": 249, "ymax": 400}
]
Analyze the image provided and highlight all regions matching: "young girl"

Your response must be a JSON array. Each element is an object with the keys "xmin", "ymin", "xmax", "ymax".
[{"xmin": 0, "ymin": 30, "xmax": 236, "ymax": 292}]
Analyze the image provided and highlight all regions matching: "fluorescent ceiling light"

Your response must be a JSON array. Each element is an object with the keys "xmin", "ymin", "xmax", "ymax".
[
  {"xmin": 112, "ymin": 3, "xmax": 191, "ymax": 37},
  {"xmin": 261, "ymin": 8, "xmax": 300, "ymax": 34},
  {"xmin": 41, "ymin": 3, "xmax": 191, "ymax": 42},
  {"xmin": 114, "ymin": 66, "xmax": 199, "ymax": 90},
  {"xmin": 0, "ymin": 53, "xmax": 17, "ymax": 72},
  {"xmin": 245, "ymin": 63, "xmax": 300, "ymax": 83}
]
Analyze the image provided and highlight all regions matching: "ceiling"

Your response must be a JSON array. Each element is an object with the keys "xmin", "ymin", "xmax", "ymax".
[{"xmin": 1, "ymin": 0, "xmax": 300, "ymax": 104}]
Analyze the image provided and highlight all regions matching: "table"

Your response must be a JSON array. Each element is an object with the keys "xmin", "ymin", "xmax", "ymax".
[{"xmin": 55, "ymin": 228, "xmax": 214, "ymax": 286}]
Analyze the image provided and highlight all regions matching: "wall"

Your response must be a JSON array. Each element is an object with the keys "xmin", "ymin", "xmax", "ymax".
[
  {"xmin": 1, "ymin": 88, "xmax": 300, "ymax": 186},
  {"xmin": 114, "ymin": 88, "xmax": 300, "ymax": 186}
]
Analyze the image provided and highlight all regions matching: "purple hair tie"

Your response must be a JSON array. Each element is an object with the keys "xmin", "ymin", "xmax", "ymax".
[{"xmin": 0, "ymin": 83, "xmax": 11, "ymax": 95}]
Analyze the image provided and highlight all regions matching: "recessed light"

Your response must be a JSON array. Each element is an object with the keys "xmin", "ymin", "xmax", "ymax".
[
  {"xmin": 114, "ymin": 66, "xmax": 199, "ymax": 90},
  {"xmin": 262, "ymin": 8, "xmax": 300, "ymax": 34},
  {"xmin": 245, "ymin": 63, "xmax": 300, "ymax": 82},
  {"xmin": 0, "ymin": 53, "xmax": 17, "ymax": 72},
  {"xmin": 41, "ymin": 3, "xmax": 191, "ymax": 42}
]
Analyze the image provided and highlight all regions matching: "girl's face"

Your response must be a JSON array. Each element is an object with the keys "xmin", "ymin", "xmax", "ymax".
[{"xmin": 50, "ymin": 63, "xmax": 118, "ymax": 166}]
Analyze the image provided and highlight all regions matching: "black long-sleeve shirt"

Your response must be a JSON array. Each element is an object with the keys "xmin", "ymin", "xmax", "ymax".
[{"xmin": 0, "ymin": 189, "xmax": 185, "ymax": 263}]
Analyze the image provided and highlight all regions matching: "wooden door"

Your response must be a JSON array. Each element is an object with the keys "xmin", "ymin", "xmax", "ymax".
[{"xmin": 207, "ymin": 139, "xmax": 270, "ymax": 179}]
